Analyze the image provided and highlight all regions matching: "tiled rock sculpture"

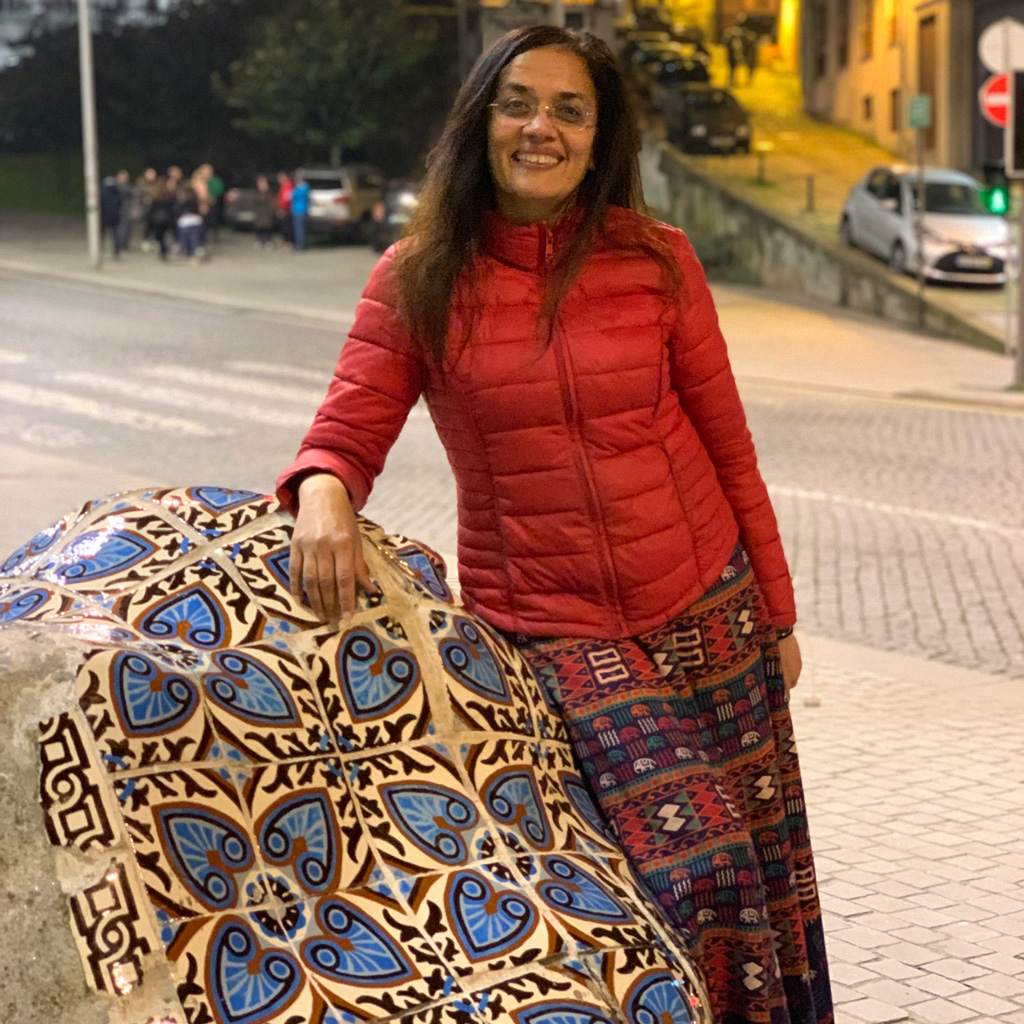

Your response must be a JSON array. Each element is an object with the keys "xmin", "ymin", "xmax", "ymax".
[{"xmin": 0, "ymin": 487, "xmax": 712, "ymax": 1024}]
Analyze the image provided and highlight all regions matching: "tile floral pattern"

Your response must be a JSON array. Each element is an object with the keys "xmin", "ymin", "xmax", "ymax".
[{"xmin": 0, "ymin": 487, "xmax": 712, "ymax": 1024}]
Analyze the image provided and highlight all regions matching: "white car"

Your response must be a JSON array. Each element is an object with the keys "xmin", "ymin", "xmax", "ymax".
[
  {"xmin": 839, "ymin": 165, "xmax": 1012, "ymax": 286},
  {"xmin": 296, "ymin": 165, "xmax": 384, "ymax": 242}
]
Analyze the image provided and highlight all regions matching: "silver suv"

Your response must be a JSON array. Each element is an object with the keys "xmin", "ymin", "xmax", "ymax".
[{"xmin": 296, "ymin": 165, "xmax": 385, "ymax": 242}]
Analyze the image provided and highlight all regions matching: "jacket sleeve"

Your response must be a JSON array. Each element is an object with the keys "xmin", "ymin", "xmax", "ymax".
[
  {"xmin": 666, "ymin": 232, "xmax": 796, "ymax": 629},
  {"xmin": 276, "ymin": 249, "xmax": 426, "ymax": 514}
]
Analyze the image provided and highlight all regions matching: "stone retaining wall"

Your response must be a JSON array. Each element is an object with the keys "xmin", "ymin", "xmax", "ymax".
[{"xmin": 640, "ymin": 139, "xmax": 1006, "ymax": 354}]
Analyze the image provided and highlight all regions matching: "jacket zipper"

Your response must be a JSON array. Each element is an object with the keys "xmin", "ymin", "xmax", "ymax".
[{"xmin": 542, "ymin": 225, "xmax": 627, "ymax": 633}]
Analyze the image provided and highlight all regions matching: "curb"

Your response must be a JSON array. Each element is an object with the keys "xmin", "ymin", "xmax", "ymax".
[{"xmin": 0, "ymin": 257, "xmax": 356, "ymax": 329}]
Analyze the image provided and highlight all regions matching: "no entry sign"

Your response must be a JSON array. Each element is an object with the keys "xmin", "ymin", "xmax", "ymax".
[{"xmin": 980, "ymin": 73, "xmax": 1009, "ymax": 126}]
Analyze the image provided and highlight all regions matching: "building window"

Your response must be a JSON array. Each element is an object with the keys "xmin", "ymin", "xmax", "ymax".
[
  {"xmin": 837, "ymin": 0, "xmax": 849, "ymax": 68},
  {"xmin": 887, "ymin": 0, "xmax": 899, "ymax": 45},
  {"xmin": 814, "ymin": 0, "xmax": 828, "ymax": 79},
  {"xmin": 890, "ymin": 88, "xmax": 900, "ymax": 131},
  {"xmin": 863, "ymin": 94, "xmax": 873, "ymax": 120},
  {"xmin": 565, "ymin": 11, "xmax": 584, "ymax": 29},
  {"xmin": 859, "ymin": 0, "xmax": 874, "ymax": 59}
]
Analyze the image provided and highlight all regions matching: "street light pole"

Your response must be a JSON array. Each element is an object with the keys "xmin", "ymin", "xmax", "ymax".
[
  {"xmin": 550, "ymin": 0, "xmax": 565, "ymax": 28},
  {"xmin": 77, "ymin": 0, "xmax": 102, "ymax": 269},
  {"xmin": 457, "ymin": 0, "xmax": 469, "ymax": 81}
]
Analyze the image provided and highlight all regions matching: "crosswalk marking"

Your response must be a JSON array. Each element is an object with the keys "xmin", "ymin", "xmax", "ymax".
[
  {"xmin": 224, "ymin": 361, "xmax": 335, "ymax": 384},
  {"xmin": 768, "ymin": 484, "xmax": 1024, "ymax": 537},
  {"xmin": 0, "ymin": 381, "xmax": 224, "ymax": 436},
  {"xmin": 54, "ymin": 371, "xmax": 315, "ymax": 429},
  {"xmin": 145, "ymin": 365, "xmax": 328, "ymax": 404}
]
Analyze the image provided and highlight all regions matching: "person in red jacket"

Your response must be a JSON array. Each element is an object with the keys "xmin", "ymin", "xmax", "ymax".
[{"xmin": 277, "ymin": 26, "xmax": 832, "ymax": 1024}]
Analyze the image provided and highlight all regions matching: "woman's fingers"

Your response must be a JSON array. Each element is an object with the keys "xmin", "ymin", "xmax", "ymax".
[{"xmin": 777, "ymin": 633, "xmax": 802, "ymax": 693}]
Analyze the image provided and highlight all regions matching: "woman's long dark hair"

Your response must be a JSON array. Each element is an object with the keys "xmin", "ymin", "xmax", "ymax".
[{"xmin": 394, "ymin": 25, "xmax": 680, "ymax": 363}]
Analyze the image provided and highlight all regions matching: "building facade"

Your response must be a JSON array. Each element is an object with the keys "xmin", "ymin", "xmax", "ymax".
[{"xmin": 802, "ymin": 0, "xmax": 1022, "ymax": 175}]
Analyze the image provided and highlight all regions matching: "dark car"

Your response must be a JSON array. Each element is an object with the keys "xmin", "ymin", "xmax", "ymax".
[
  {"xmin": 224, "ymin": 177, "xmax": 279, "ymax": 230},
  {"xmin": 630, "ymin": 42, "xmax": 710, "ymax": 99},
  {"xmin": 367, "ymin": 180, "xmax": 421, "ymax": 253},
  {"xmin": 664, "ymin": 85, "xmax": 752, "ymax": 154},
  {"xmin": 619, "ymin": 29, "xmax": 672, "ymax": 66}
]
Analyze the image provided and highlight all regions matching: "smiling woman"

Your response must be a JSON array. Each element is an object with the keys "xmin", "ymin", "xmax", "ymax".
[
  {"xmin": 486, "ymin": 47, "xmax": 598, "ymax": 226},
  {"xmin": 276, "ymin": 25, "xmax": 835, "ymax": 1024}
]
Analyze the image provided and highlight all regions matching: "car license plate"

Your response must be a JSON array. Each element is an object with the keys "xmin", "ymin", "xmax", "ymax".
[
  {"xmin": 710, "ymin": 136, "xmax": 734, "ymax": 148},
  {"xmin": 954, "ymin": 254, "xmax": 993, "ymax": 270}
]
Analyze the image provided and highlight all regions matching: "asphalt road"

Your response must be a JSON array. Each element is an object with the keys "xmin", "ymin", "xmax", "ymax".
[{"xmin": 2, "ymin": 272, "xmax": 1022, "ymax": 678}]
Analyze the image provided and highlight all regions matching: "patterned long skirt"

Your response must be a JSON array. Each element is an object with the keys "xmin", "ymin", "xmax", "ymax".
[{"xmin": 509, "ymin": 546, "xmax": 833, "ymax": 1024}]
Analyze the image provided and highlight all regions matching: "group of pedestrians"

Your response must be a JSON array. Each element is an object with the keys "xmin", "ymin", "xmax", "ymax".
[
  {"xmin": 723, "ymin": 22, "xmax": 761, "ymax": 86},
  {"xmin": 251, "ymin": 171, "xmax": 311, "ymax": 251},
  {"xmin": 99, "ymin": 163, "xmax": 225, "ymax": 263}
]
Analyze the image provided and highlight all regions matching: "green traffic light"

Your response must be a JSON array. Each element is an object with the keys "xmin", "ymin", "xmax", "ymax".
[{"xmin": 984, "ymin": 187, "xmax": 1009, "ymax": 215}]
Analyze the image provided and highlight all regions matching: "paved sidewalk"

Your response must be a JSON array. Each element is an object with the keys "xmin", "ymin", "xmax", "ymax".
[{"xmin": 794, "ymin": 636, "xmax": 1024, "ymax": 1024}]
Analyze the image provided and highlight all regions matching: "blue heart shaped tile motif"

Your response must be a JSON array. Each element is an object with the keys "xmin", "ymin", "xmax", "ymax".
[
  {"xmin": 391, "ymin": 546, "xmax": 453, "ymax": 602},
  {"xmin": 208, "ymin": 917, "xmax": 302, "ymax": 1024},
  {"xmin": 262, "ymin": 548, "xmax": 292, "ymax": 590},
  {"xmin": 300, "ymin": 897, "xmax": 417, "ymax": 985},
  {"xmin": 483, "ymin": 769, "xmax": 552, "ymax": 850},
  {"xmin": 338, "ymin": 629, "xmax": 419, "ymax": 721},
  {"xmin": 0, "ymin": 587, "xmax": 51, "ymax": 624},
  {"xmin": 190, "ymin": 487, "xmax": 266, "ymax": 513},
  {"xmin": 381, "ymin": 783, "xmax": 478, "ymax": 864},
  {"xmin": 626, "ymin": 972, "xmax": 697, "ymax": 1024},
  {"xmin": 112, "ymin": 651, "xmax": 200, "ymax": 735},
  {"xmin": 515, "ymin": 1005, "xmax": 619, "ymax": 1024},
  {"xmin": 560, "ymin": 773, "xmax": 618, "ymax": 844},
  {"xmin": 52, "ymin": 530, "xmax": 156, "ymax": 584},
  {"xmin": 439, "ymin": 617, "xmax": 511, "ymax": 704},
  {"xmin": 156, "ymin": 806, "xmax": 254, "ymax": 911},
  {"xmin": 257, "ymin": 791, "xmax": 339, "ymax": 895},
  {"xmin": 203, "ymin": 650, "xmax": 300, "ymax": 726},
  {"xmin": 537, "ymin": 857, "xmax": 633, "ymax": 923},
  {"xmin": 138, "ymin": 585, "xmax": 228, "ymax": 648},
  {"xmin": 446, "ymin": 869, "xmax": 538, "ymax": 961}
]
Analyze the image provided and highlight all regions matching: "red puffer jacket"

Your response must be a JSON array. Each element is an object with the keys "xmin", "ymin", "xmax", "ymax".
[{"xmin": 277, "ymin": 206, "xmax": 795, "ymax": 637}]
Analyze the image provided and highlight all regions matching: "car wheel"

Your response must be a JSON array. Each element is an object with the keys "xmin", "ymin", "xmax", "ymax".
[
  {"xmin": 889, "ymin": 241, "xmax": 907, "ymax": 275},
  {"xmin": 839, "ymin": 216, "xmax": 856, "ymax": 248}
]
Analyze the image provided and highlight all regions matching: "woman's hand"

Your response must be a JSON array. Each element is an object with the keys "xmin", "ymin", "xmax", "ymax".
[
  {"xmin": 777, "ymin": 632, "xmax": 802, "ymax": 693},
  {"xmin": 289, "ymin": 473, "xmax": 376, "ymax": 624}
]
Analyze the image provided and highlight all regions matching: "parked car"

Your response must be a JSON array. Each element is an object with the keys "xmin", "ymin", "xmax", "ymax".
[
  {"xmin": 367, "ymin": 179, "xmax": 421, "ymax": 253},
  {"xmin": 295, "ymin": 165, "xmax": 385, "ymax": 242},
  {"xmin": 663, "ymin": 85, "xmax": 752, "ymax": 154},
  {"xmin": 630, "ymin": 42, "xmax": 710, "ymax": 99},
  {"xmin": 619, "ymin": 29, "xmax": 672, "ymax": 66},
  {"xmin": 648, "ymin": 53, "xmax": 713, "ymax": 110},
  {"xmin": 224, "ymin": 177, "xmax": 278, "ymax": 229},
  {"xmin": 839, "ymin": 165, "xmax": 1013, "ymax": 286}
]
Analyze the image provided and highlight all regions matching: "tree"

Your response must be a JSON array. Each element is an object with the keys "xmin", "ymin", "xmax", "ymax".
[{"xmin": 221, "ymin": 0, "xmax": 456, "ymax": 170}]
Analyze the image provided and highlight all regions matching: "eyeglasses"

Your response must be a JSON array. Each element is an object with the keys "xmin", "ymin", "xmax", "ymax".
[{"xmin": 489, "ymin": 95, "xmax": 596, "ymax": 130}]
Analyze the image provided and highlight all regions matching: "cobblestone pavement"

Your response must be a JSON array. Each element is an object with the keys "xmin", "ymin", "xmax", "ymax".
[{"xmin": 794, "ymin": 637, "xmax": 1024, "ymax": 1024}]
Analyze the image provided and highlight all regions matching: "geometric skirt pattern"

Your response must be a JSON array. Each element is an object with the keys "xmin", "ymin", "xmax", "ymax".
[{"xmin": 510, "ymin": 546, "xmax": 834, "ymax": 1024}]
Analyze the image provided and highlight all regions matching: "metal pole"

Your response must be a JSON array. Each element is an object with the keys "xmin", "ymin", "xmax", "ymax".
[
  {"xmin": 456, "ymin": 0, "xmax": 469, "ymax": 81},
  {"xmin": 550, "ymin": 0, "xmax": 565, "ymax": 28},
  {"xmin": 805, "ymin": 173, "xmax": 815, "ymax": 213},
  {"xmin": 916, "ymin": 127, "xmax": 925, "ymax": 327},
  {"xmin": 1016, "ymin": 189, "xmax": 1024, "ymax": 386},
  {"xmin": 77, "ymin": 0, "xmax": 101, "ymax": 269}
]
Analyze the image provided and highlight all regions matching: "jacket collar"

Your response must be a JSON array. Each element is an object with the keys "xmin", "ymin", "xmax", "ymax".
[{"xmin": 481, "ymin": 206, "xmax": 586, "ymax": 271}]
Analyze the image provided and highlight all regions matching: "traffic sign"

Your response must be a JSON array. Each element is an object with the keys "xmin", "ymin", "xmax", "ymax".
[
  {"xmin": 908, "ymin": 94, "xmax": 932, "ymax": 129},
  {"xmin": 978, "ymin": 17, "xmax": 1024, "ymax": 73},
  {"xmin": 980, "ymin": 73, "xmax": 1009, "ymax": 127}
]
